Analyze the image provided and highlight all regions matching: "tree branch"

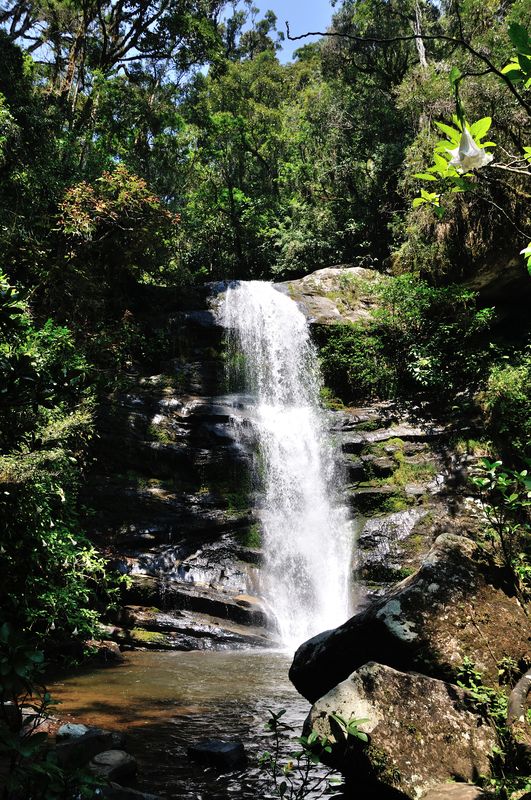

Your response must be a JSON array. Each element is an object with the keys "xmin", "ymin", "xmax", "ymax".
[{"xmin": 285, "ymin": 22, "xmax": 531, "ymax": 116}]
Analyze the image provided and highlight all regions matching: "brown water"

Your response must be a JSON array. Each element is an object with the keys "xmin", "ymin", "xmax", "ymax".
[{"xmin": 50, "ymin": 649, "xmax": 340, "ymax": 799}]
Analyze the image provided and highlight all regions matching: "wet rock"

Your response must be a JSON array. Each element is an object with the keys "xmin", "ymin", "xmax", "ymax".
[
  {"xmin": 89, "ymin": 750, "xmax": 137, "ymax": 783},
  {"xmin": 347, "ymin": 485, "xmax": 408, "ymax": 515},
  {"xmin": 421, "ymin": 786, "xmax": 487, "ymax": 800},
  {"xmin": 357, "ymin": 508, "xmax": 428, "ymax": 584},
  {"xmin": 57, "ymin": 723, "xmax": 90, "ymax": 739},
  {"xmin": 187, "ymin": 739, "xmax": 247, "ymax": 771},
  {"xmin": 56, "ymin": 726, "xmax": 124, "ymax": 768},
  {"xmin": 339, "ymin": 424, "xmax": 449, "ymax": 456},
  {"xmin": 124, "ymin": 576, "xmax": 267, "ymax": 627},
  {"xmin": 290, "ymin": 533, "xmax": 531, "ymax": 703},
  {"xmin": 85, "ymin": 639, "xmax": 125, "ymax": 663},
  {"xmin": 306, "ymin": 662, "xmax": 495, "ymax": 799}
]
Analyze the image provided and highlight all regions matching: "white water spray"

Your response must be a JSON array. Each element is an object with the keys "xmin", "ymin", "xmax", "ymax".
[{"xmin": 218, "ymin": 281, "xmax": 352, "ymax": 650}]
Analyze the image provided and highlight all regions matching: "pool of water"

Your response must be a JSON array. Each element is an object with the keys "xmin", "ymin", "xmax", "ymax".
[{"xmin": 49, "ymin": 649, "xmax": 340, "ymax": 799}]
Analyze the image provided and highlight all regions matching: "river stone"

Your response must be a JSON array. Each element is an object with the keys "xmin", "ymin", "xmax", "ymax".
[
  {"xmin": 85, "ymin": 639, "xmax": 125, "ymax": 663},
  {"xmin": 56, "ymin": 726, "xmax": 121, "ymax": 767},
  {"xmin": 89, "ymin": 750, "xmax": 138, "ymax": 783},
  {"xmin": 421, "ymin": 786, "xmax": 487, "ymax": 800},
  {"xmin": 57, "ymin": 723, "xmax": 90, "ymax": 739},
  {"xmin": 290, "ymin": 533, "xmax": 531, "ymax": 703},
  {"xmin": 187, "ymin": 739, "xmax": 246, "ymax": 771},
  {"xmin": 306, "ymin": 662, "xmax": 495, "ymax": 800}
]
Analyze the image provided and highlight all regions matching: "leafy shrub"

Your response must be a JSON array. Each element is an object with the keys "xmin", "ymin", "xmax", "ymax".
[
  {"xmin": 0, "ymin": 450, "xmax": 122, "ymax": 650},
  {"xmin": 317, "ymin": 274, "xmax": 493, "ymax": 406},
  {"xmin": 481, "ymin": 351, "xmax": 531, "ymax": 459},
  {"xmin": 318, "ymin": 323, "xmax": 394, "ymax": 402},
  {"xmin": 470, "ymin": 457, "xmax": 531, "ymax": 603},
  {"xmin": 0, "ymin": 272, "xmax": 121, "ymax": 655},
  {"xmin": 0, "ymin": 271, "xmax": 91, "ymax": 451},
  {"xmin": 0, "ymin": 623, "xmax": 101, "ymax": 798}
]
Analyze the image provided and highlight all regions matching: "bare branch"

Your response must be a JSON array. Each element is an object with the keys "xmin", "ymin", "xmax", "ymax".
[{"xmin": 285, "ymin": 22, "xmax": 531, "ymax": 116}]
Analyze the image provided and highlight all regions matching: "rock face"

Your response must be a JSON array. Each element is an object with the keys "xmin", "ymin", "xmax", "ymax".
[
  {"xmin": 84, "ymin": 306, "xmax": 271, "ymax": 648},
  {"xmin": 307, "ymin": 662, "xmax": 495, "ymax": 800},
  {"xmin": 85, "ymin": 275, "xmax": 478, "ymax": 651},
  {"xmin": 290, "ymin": 533, "xmax": 531, "ymax": 703},
  {"xmin": 282, "ymin": 265, "xmax": 385, "ymax": 325}
]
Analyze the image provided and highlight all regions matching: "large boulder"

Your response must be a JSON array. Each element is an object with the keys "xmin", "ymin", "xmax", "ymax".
[
  {"xmin": 290, "ymin": 533, "xmax": 530, "ymax": 703},
  {"xmin": 306, "ymin": 662, "xmax": 495, "ymax": 800},
  {"xmin": 282, "ymin": 266, "xmax": 385, "ymax": 325}
]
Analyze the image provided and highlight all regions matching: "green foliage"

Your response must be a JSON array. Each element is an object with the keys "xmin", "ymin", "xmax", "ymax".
[
  {"xmin": 237, "ymin": 523, "xmax": 262, "ymax": 549},
  {"xmin": 259, "ymin": 708, "xmax": 336, "ymax": 799},
  {"xmin": 457, "ymin": 658, "xmax": 531, "ymax": 799},
  {"xmin": 259, "ymin": 708, "xmax": 370, "ymax": 799},
  {"xmin": 470, "ymin": 458, "xmax": 531, "ymax": 604},
  {"xmin": 0, "ymin": 623, "xmax": 101, "ymax": 799},
  {"xmin": 318, "ymin": 275, "xmax": 493, "ymax": 405},
  {"xmin": 502, "ymin": 23, "xmax": 531, "ymax": 88},
  {"xmin": 318, "ymin": 323, "xmax": 393, "ymax": 403},
  {"xmin": 481, "ymin": 351, "xmax": 531, "ymax": 460},
  {"xmin": 0, "ymin": 272, "xmax": 121, "ymax": 656},
  {"xmin": 0, "ymin": 449, "xmax": 123, "ymax": 648}
]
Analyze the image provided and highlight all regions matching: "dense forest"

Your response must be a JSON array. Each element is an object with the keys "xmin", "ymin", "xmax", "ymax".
[{"xmin": 1, "ymin": 0, "xmax": 530, "ymax": 797}]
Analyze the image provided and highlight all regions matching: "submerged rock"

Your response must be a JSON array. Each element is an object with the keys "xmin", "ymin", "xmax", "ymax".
[
  {"xmin": 290, "ymin": 532, "xmax": 530, "ymax": 702},
  {"xmin": 89, "ymin": 749, "xmax": 138, "ymax": 783},
  {"xmin": 306, "ymin": 662, "xmax": 495, "ymax": 799},
  {"xmin": 187, "ymin": 739, "xmax": 247, "ymax": 771},
  {"xmin": 85, "ymin": 639, "xmax": 125, "ymax": 663}
]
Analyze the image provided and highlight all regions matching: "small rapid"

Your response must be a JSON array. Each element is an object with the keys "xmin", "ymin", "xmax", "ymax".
[{"xmin": 218, "ymin": 281, "xmax": 353, "ymax": 650}]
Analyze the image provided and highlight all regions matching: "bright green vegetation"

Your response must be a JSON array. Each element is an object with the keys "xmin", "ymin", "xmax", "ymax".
[
  {"xmin": 237, "ymin": 523, "xmax": 262, "ymax": 549},
  {"xmin": 471, "ymin": 459, "xmax": 531, "ymax": 604},
  {"xmin": 317, "ymin": 276, "xmax": 494, "ymax": 405},
  {"xmin": 457, "ymin": 657, "xmax": 531, "ymax": 799},
  {"xmin": 0, "ymin": 0, "xmax": 530, "ymax": 795}
]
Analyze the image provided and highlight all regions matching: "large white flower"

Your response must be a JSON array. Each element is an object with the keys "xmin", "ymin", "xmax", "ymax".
[{"xmin": 448, "ymin": 127, "xmax": 493, "ymax": 172}]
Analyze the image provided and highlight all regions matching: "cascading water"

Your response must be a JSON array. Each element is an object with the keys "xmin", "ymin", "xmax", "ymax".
[{"xmin": 218, "ymin": 281, "xmax": 352, "ymax": 651}]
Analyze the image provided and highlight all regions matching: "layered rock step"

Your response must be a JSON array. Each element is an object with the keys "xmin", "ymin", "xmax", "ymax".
[{"xmin": 84, "ymin": 307, "xmax": 270, "ymax": 650}]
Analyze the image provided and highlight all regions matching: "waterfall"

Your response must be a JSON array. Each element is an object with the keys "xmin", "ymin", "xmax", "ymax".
[{"xmin": 218, "ymin": 281, "xmax": 352, "ymax": 651}]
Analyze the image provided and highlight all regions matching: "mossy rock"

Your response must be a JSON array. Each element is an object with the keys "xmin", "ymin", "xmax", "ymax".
[
  {"xmin": 351, "ymin": 485, "xmax": 411, "ymax": 515},
  {"xmin": 116, "ymin": 627, "xmax": 174, "ymax": 649}
]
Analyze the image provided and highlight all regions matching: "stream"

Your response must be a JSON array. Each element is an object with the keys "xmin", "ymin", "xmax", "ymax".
[{"xmin": 50, "ymin": 649, "xmax": 340, "ymax": 799}]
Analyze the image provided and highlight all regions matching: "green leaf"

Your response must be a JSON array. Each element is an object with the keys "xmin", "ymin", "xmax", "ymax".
[
  {"xmin": 434, "ymin": 122, "xmax": 461, "ymax": 143},
  {"xmin": 501, "ymin": 59, "xmax": 522, "ymax": 77},
  {"xmin": 508, "ymin": 23, "xmax": 531, "ymax": 56},
  {"xmin": 449, "ymin": 66, "xmax": 462, "ymax": 87},
  {"xmin": 469, "ymin": 117, "xmax": 491, "ymax": 141},
  {"xmin": 413, "ymin": 173, "xmax": 437, "ymax": 181}
]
